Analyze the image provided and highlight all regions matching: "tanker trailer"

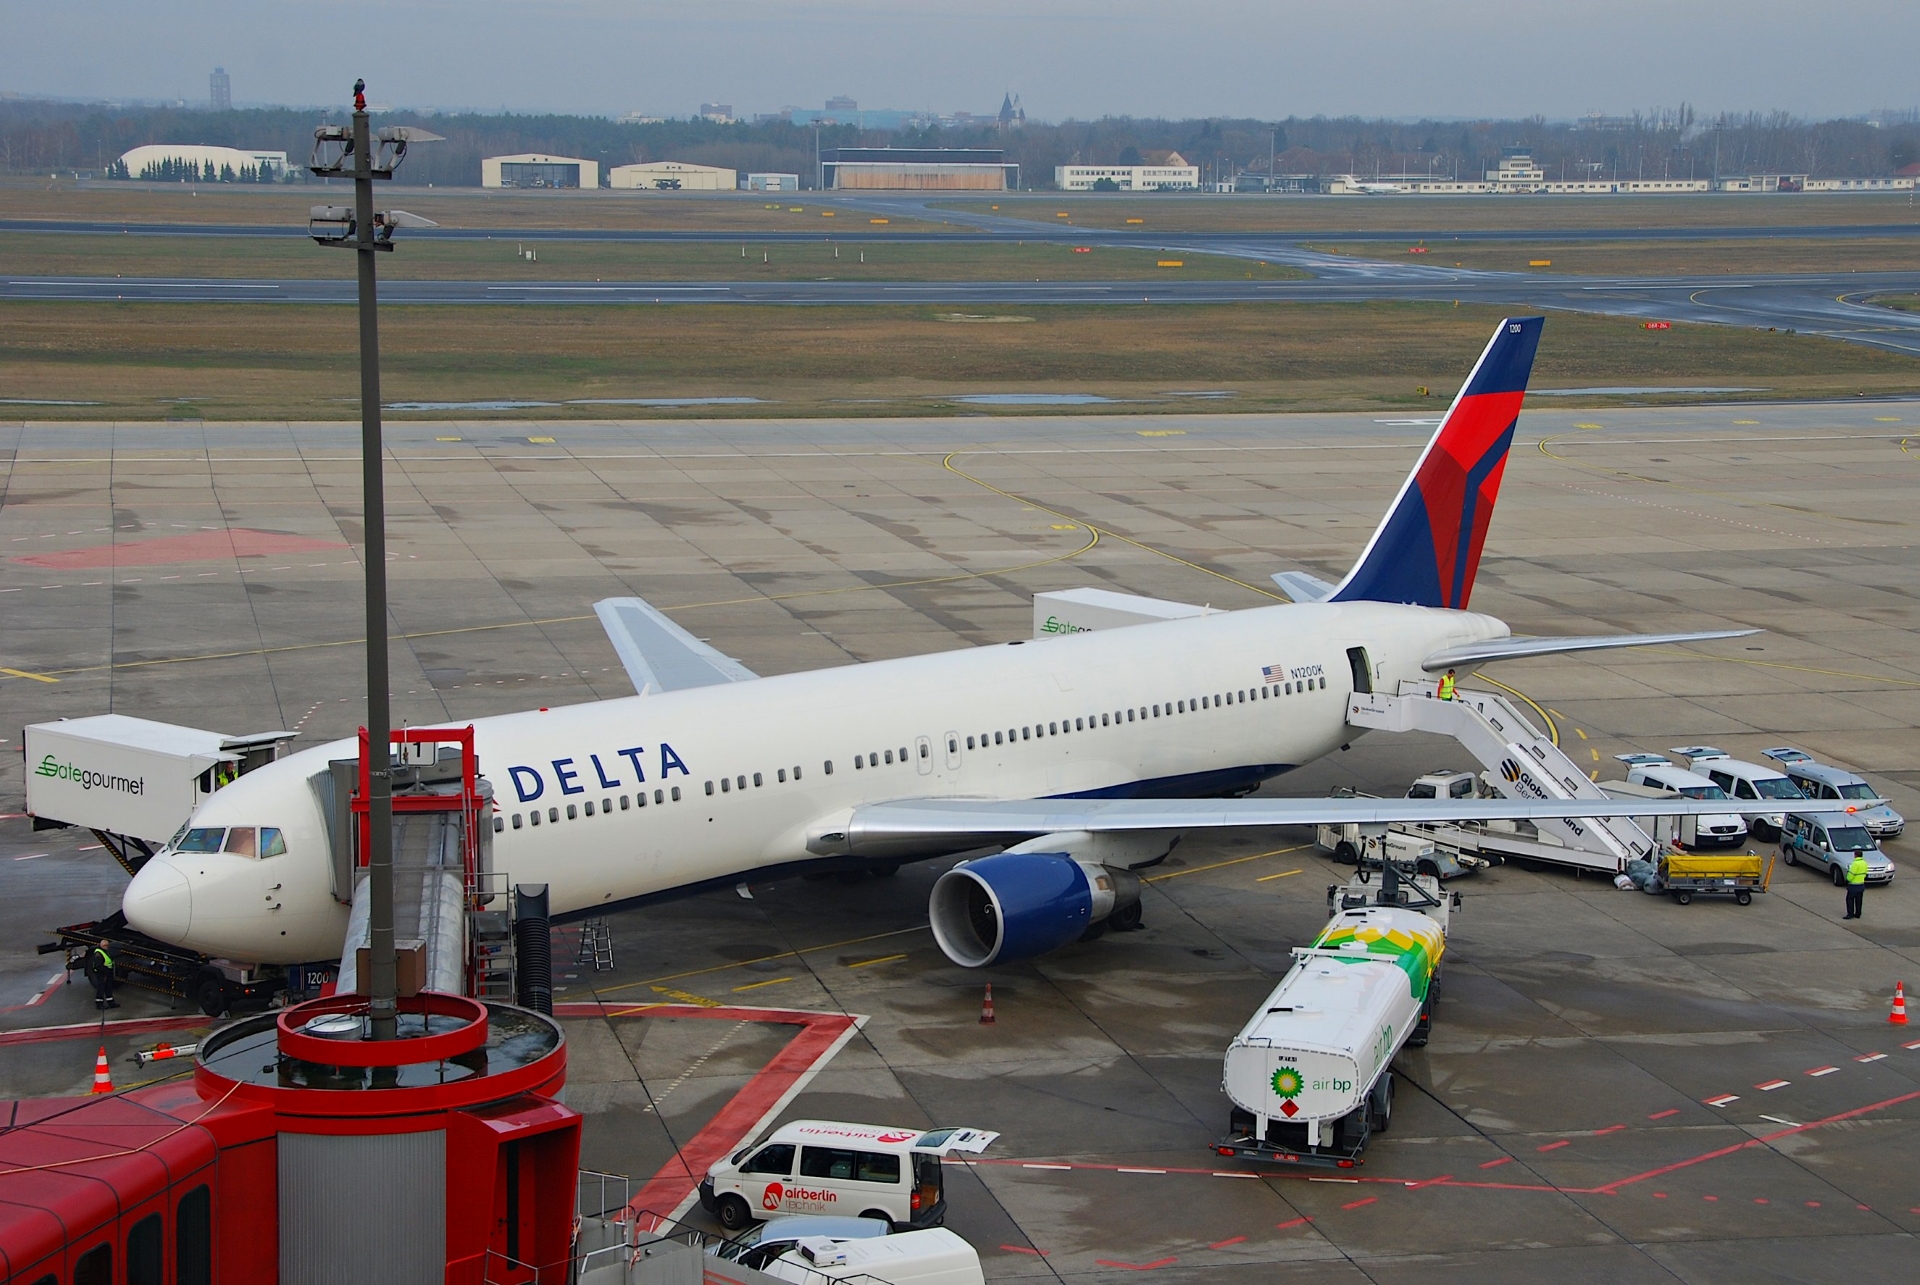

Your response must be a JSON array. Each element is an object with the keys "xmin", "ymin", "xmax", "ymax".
[{"xmin": 1214, "ymin": 887, "xmax": 1447, "ymax": 1167}]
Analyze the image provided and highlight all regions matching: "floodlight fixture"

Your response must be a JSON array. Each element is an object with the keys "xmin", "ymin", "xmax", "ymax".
[{"xmin": 310, "ymin": 205, "xmax": 437, "ymax": 248}]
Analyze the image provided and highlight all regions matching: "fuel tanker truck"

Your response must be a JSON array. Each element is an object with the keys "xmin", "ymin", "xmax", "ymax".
[{"xmin": 1214, "ymin": 864, "xmax": 1454, "ymax": 1167}]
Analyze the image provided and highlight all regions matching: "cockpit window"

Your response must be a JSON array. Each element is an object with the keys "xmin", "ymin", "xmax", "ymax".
[
  {"xmin": 261, "ymin": 827, "xmax": 286, "ymax": 858},
  {"xmin": 223, "ymin": 827, "xmax": 257, "ymax": 857},
  {"xmin": 175, "ymin": 828, "xmax": 225, "ymax": 854}
]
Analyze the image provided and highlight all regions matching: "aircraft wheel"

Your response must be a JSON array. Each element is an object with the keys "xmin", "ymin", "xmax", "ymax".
[
  {"xmin": 191, "ymin": 969, "xmax": 229, "ymax": 1018},
  {"xmin": 714, "ymin": 1195, "xmax": 752, "ymax": 1232},
  {"xmin": 1109, "ymin": 900, "xmax": 1143, "ymax": 932}
]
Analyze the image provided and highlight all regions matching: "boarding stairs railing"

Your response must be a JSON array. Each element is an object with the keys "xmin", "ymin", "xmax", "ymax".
[{"xmin": 1346, "ymin": 677, "xmax": 1655, "ymax": 867}]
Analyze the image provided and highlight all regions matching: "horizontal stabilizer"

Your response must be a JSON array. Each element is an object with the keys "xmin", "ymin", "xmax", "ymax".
[
  {"xmin": 1270, "ymin": 571, "xmax": 1336, "ymax": 603},
  {"xmin": 835, "ymin": 793, "xmax": 1859, "ymax": 854},
  {"xmin": 1422, "ymin": 628, "xmax": 1758, "ymax": 672},
  {"xmin": 594, "ymin": 596, "xmax": 758, "ymax": 695}
]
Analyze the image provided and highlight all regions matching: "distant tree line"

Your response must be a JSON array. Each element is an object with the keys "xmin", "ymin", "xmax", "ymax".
[
  {"xmin": 3, "ymin": 97, "xmax": 1915, "ymax": 188},
  {"xmin": 106, "ymin": 156, "xmax": 277, "ymax": 183}
]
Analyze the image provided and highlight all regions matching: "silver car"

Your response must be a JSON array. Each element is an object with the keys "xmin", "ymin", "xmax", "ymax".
[
  {"xmin": 1765, "ymin": 748, "xmax": 1904, "ymax": 839},
  {"xmin": 1779, "ymin": 813, "xmax": 1897, "ymax": 886}
]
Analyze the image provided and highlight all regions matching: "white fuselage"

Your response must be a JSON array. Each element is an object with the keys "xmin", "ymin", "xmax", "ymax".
[{"xmin": 121, "ymin": 601, "xmax": 1505, "ymax": 964}]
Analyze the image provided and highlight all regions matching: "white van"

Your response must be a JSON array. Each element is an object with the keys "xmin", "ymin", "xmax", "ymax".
[
  {"xmin": 1613, "ymin": 754, "xmax": 1746, "ymax": 847},
  {"xmin": 764, "ymin": 1228, "xmax": 984, "ymax": 1285},
  {"xmin": 1671, "ymin": 747, "xmax": 1807, "ymax": 839},
  {"xmin": 700, "ymin": 1121, "xmax": 998, "ymax": 1233}
]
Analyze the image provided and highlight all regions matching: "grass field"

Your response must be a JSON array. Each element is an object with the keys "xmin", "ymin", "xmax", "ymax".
[
  {"xmin": 1876, "ymin": 295, "xmax": 1920, "ymax": 313},
  {"xmin": 4, "ymin": 300, "xmax": 1914, "ymax": 421},
  {"xmin": 944, "ymin": 194, "xmax": 1920, "ymax": 234},
  {"xmin": 0, "ymin": 179, "xmax": 947, "ymax": 232},
  {"xmin": 1311, "ymin": 237, "xmax": 1920, "ymax": 275},
  {"xmin": 0, "ymin": 231, "xmax": 1306, "ymax": 282}
]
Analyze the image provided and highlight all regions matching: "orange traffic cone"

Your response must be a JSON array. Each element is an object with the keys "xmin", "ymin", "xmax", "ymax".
[
  {"xmin": 90, "ymin": 1047, "xmax": 114, "ymax": 1095},
  {"xmin": 1891, "ymin": 981, "xmax": 1908, "ymax": 1026},
  {"xmin": 979, "ymin": 984, "xmax": 995, "ymax": 1025}
]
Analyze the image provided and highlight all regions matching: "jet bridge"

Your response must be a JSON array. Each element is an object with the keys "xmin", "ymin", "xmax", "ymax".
[{"xmin": 1345, "ymin": 678, "xmax": 1656, "ymax": 871}]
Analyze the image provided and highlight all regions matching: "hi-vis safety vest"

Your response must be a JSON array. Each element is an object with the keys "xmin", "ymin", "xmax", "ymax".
[
  {"xmin": 92, "ymin": 945, "xmax": 114, "ymax": 970},
  {"xmin": 1847, "ymin": 854, "xmax": 1869, "ymax": 886},
  {"xmin": 1437, "ymin": 673, "xmax": 1457, "ymax": 700}
]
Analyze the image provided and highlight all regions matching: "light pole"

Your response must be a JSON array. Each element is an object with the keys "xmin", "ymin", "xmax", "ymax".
[{"xmin": 307, "ymin": 80, "xmax": 440, "ymax": 1040}]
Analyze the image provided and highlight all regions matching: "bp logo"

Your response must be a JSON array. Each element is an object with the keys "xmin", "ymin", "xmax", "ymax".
[{"xmin": 1271, "ymin": 1065, "xmax": 1304, "ymax": 1116}]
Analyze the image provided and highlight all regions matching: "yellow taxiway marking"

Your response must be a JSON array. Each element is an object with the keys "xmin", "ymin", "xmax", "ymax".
[
  {"xmin": 527, "ymin": 436, "xmax": 556, "ymax": 444},
  {"xmin": 845, "ymin": 954, "xmax": 908, "ymax": 969},
  {"xmin": 1643, "ymin": 647, "xmax": 1920, "ymax": 689},
  {"xmin": 435, "ymin": 436, "xmax": 463, "ymax": 441},
  {"xmin": 593, "ymin": 924, "xmax": 929, "ymax": 998},
  {"xmin": 31, "ymin": 526, "xmax": 1101, "ymax": 680},
  {"xmin": 0, "ymin": 667, "xmax": 58, "ymax": 683},
  {"xmin": 1573, "ymin": 727, "xmax": 1587, "ymax": 739},
  {"xmin": 1256, "ymin": 869, "xmax": 1304, "ymax": 883},
  {"xmin": 1477, "ymin": 675, "xmax": 1559, "ymax": 746},
  {"xmin": 1732, "ymin": 419, "xmax": 1759, "ymax": 425},
  {"xmin": 1874, "ymin": 417, "xmax": 1901, "ymax": 423},
  {"xmin": 946, "ymin": 452, "xmax": 1283, "ymax": 602},
  {"xmin": 1145, "ymin": 845, "xmax": 1305, "ymax": 882},
  {"xmin": 731, "ymin": 977, "xmax": 794, "ymax": 992}
]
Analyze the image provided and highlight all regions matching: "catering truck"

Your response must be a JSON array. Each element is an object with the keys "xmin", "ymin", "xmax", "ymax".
[{"xmin": 1214, "ymin": 862, "xmax": 1453, "ymax": 1167}]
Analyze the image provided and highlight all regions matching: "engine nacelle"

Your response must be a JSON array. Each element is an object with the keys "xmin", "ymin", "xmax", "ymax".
[{"xmin": 930, "ymin": 849, "xmax": 1142, "ymax": 968}]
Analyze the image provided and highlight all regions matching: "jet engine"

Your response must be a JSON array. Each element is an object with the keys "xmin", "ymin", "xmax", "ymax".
[{"xmin": 929, "ymin": 832, "xmax": 1151, "ymax": 968}]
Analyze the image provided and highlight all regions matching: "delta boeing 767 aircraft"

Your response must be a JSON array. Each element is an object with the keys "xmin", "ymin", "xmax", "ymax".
[{"xmin": 120, "ymin": 318, "xmax": 1773, "ymax": 974}]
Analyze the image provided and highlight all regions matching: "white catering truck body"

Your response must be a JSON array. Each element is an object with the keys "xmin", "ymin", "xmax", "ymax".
[
  {"xmin": 23, "ymin": 716, "xmax": 238, "ymax": 843},
  {"xmin": 1219, "ymin": 885, "xmax": 1449, "ymax": 1164}
]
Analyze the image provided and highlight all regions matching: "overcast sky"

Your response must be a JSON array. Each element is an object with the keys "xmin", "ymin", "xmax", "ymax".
[{"xmin": 10, "ymin": 1, "xmax": 1917, "ymax": 122}]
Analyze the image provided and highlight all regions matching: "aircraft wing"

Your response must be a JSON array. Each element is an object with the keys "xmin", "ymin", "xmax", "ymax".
[
  {"xmin": 594, "ymin": 596, "xmax": 759, "ymax": 694},
  {"xmin": 835, "ymin": 793, "xmax": 1850, "ymax": 853},
  {"xmin": 1422, "ymin": 629, "xmax": 1758, "ymax": 671}
]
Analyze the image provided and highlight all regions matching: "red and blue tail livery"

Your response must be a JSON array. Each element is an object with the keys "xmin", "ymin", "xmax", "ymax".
[{"xmin": 1329, "ymin": 316, "xmax": 1543, "ymax": 610}]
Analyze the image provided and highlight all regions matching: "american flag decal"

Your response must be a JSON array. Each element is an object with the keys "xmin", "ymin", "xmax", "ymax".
[{"xmin": 1262, "ymin": 664, "xmax": 1287, "ymax": 683}]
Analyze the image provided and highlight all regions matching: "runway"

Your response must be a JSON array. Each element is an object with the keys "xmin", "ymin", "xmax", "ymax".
[{"xmin": 9, "ymin": 267, "xmax": 1920, "ymax": 356}]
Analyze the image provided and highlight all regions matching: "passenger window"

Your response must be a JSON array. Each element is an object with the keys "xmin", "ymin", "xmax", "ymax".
[
  {"xmin": 707, "ymin": 780, "xmax": 717, "ymax": 794},
  {"xmin": 621, "ymin": 795, "xmax": 631, "ymax": 810},
  {"xmin": 655, "ymin": 789, "xmax": 665, "ymax": 803},
  {"xmin": 994, "ymin": 732, "xmax": 1003, "ymax": 745},
  {"xmin": 741, "ymin": 1143, "xmax": 796, "ymax": 1176},
  {"xmin": 794, "ymin": 766, "xmax": 803, "ymax": 780},
  {"xmin": 1101, "ymin": 714, "xmax": 1109, "ymax": 726},
  {"xmin": 1452, "ymin": 778, "xmax": 1474, "ymax": 798},
  {"xmin": 1049, "ymin": 722, "xmax": 1058, "ymax": 735},
  {"xmin": 513, "ymin": 814, "xmax": 524, "ymax": 829},
  {"xmin": 223, "ymin": 827, "xmax": 257, "ymax": 857},
  {"xmin": 261, "ymin": 827, "xmax": 287, "ymax": 857},
  {"xmin": 720, "ymin": 779, "xmax": 729, "ymax": 793},
  {"xmin": 530, "ymin": 811, "xmax": 542, "ymax": 826},
  {"xmin": 922, "ymin": 744, "xmax": 930, "ymax": 758},
  {"xmin": 567, "ymin": 804, "xmax": 578, "ymax": 819},
  {"xmin": 128, "ymin": 1211, "xmax": 163, "ymax": 1285},
  {"xmin": 548, "ymin": 807, "xmax": 558, "ymax": 823},
  {"xmin": 948, "ymin": 738, "xmax": 957, "ymax": 753},
  {"xmin": 884, "ymin": 750, "xmax": 894, "ymax": 765},
  {"xmin": 1127, "ymin": 709, "xmax": 1135, "ymax": 721},
  {"xmin": 898, "ymin": 746, "xmax": 907, "ymax": 761},
  {"xmin": 1021, "ymin": 728, "xmax": 1030, "ymax": 741},
  {"xmin": 177, "ymin": 1184, "xmax": 212, "ymax": 1285},
  {"xmin": 799, "ymin": 1146, "xmax": 860, "ymax": 1180},
  {"xmin": 738, "ymin": 775, "xmax": 747, "ymax": 790},
  {"xmin": 1737, "ymin": 780, "xmax": 1756, "ymax": 800},
  {"xmin": 493, "ymin": 816, "xmax": 505, "ymax": 833},
  {"xmin": 74, "ymin": 1243, "xmax": 112, "ymax": 1285},
  {"xmin": 1075, "ymin": 718, "xmax": 1084, "ymax": 731},
  {"xmin": 967, "ymin": 737, "xmax": 975, "ymax": 750},
  {"xmin": 602, "ymin": 797, "xmax": 612, "ymax": 812},
  {"xmin": 856, "ymin": 1151, "xmax": 901, "ymax": 1184},
  {"xmin": 584, "ymin": 800, "xmax": 595, "ymax": 815},
  {"xmin": 821, "ymin": 763, "xmax": 831, "ymax": 777},
  {"xmin": 1152, "ymin": 705, "xmax": 1160, "ymax": 717},
  {"xmin": 671, "ymin": 786, "xmax": 681, "ymax": 801},
  {"xmin": 1177, "ymin": 701, "xmax": 1185, "ymax": 713},
  {"xmin": 855, "ymin": 755, "xmax": 864, "ymax": 769}
]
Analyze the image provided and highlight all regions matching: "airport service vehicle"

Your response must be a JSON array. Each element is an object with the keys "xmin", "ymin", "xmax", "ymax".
[
  {"xmin": 759, "ymin": 1229, "xmax": 983, "ymax": 1285},
  {"xmin": 699, "ymin": 1122, "xmax": 999, "ymax": 1232},
  {"xmin": 1673, "ymin": 747, "xmax": 1807, "ymax": 840},
  {"xmin": 712, "ymin": 1215, "xmax": 893, "ymax": 1271},
  {"xmin": 1316, "ymin": 773, "xmax": 1489, "ymax": 879},
  {"xmin": 1215, "ymin": 864, "xmax": 1452, "ymax": 1166},
  {"xmin": 1658, "ymin": 850, "xmax": 1767, "ymax": 905},
  {"xmin": 1765, "ymin": 747, "xmax": 1905, "ymax": 839},
  {"xmin": 1780, "ymin": 813, "xmax": 1897, "ymax": 886},
  {"xmin": 1612, "ymin": 754, "xmax": 1747, "ymax": 847},
  {"xmin": 115, "ymin": 317, "xmax": 1828, "ymax": 981}
]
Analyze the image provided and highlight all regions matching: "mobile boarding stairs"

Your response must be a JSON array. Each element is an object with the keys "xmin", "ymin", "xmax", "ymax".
[{"xmin": 1345, "ymin": 678, "xmax": 1657, "ymax": 873}]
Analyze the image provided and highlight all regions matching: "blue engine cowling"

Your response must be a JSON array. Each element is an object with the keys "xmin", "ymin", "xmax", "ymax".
[{"xmin": 930, "ymin": 852, "xmax": 1121, "ymax": 968}]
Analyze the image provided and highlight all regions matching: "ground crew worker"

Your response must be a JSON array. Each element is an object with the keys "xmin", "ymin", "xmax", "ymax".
[
  {"xmin": 1437, "ymin": 668, "xmax": 1458, "ymax": 701},
  {"xmin": 213, "ymin": 760, "xmax": 237, "ymax": 789},
  {"xmin": 1844, "ymin": 850, "xmax": 1869, "ymax": 920},
  {"xmin": 86, "ymin": 943, "xmax": 118, "ymax": 1010}
]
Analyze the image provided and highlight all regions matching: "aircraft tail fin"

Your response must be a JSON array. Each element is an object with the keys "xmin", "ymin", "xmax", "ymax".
[{"xmin": 1328, "ymin": 316, "xmax": 1544, "ymax": 609}]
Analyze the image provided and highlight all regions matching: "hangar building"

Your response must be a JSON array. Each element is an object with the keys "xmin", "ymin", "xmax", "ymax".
[
  {"xmin": 610, "ymin": 161, "xmax": 737, "ymax": 191},
  {"xmin": 821, "ymin": 147, "xmax": 1017, "ymax": 190},
  {"xmin": 481, "ymin": 154, "xmax": 601, "ymax": 189}
]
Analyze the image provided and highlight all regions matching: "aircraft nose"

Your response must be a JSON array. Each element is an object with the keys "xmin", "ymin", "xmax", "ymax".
[{"xmin": 123, "ymin": 860, "xmax": 193, "ymax": 942}]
